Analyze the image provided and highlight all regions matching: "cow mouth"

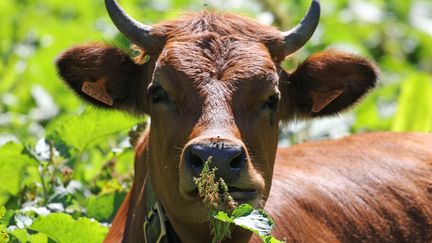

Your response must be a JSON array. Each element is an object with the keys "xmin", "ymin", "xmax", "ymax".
[
  {"xmin": 227, "ymin": 187, "xmax": 258, "ymax": 203},
  {"xmin": 189, "ymin": 186, "xmax": 258, "ymax": 204}
]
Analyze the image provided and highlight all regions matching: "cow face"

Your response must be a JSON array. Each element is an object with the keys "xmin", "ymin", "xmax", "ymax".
[
  {"xmin": 146, "ymin": 35, "xmax": 280, "ymax": 222},
  {"xmin": 56, "ymin": 0, "xmax": 377, "ymax": 226}
]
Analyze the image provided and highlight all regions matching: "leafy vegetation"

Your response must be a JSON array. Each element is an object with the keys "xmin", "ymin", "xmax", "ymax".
[
  {"xmin": 0, "ymin": 110, "xmax": 137, "ymax": 242},
  {"xmin": 1, "ymin": 0, "xmax": 431, "ymax": 242},
  {"xmin": 194, "ymin": 158, "xmax": 283, "ymax": 243},
  {"xmin": 215, "ymin": 205, "xmax": 283, "ymax": 243},
  {"xmin": 194, "ymin": 157, "xmax": 237, "ymax": 242}
]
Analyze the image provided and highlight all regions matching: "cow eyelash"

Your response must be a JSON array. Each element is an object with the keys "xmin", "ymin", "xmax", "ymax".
[
  {"xmin": 148, "ymin": 85, "xmax": 169, "ymax": 104},
  {"xmin": 263, "ymin": 94, "xmax": 280, "ymax": 112}
]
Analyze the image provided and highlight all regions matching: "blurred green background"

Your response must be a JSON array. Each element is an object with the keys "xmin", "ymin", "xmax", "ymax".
[{"xmin": 0, "ymin": 0, "xmax": 431, "ymax": 242}]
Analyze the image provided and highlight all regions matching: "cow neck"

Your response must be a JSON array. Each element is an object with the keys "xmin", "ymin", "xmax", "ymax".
[{"xmin": 143, "ymin": 179, "xmax": 181, "ymax": 243}]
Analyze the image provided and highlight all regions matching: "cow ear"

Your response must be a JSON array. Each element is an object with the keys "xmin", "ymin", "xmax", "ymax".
[
  {"xmin": 56, "ymin": 43, "xmax": 150, "ymax": 114},
  {"xmin": 279, "ymin": 50, "xmax": 378, "ymax": 120}
]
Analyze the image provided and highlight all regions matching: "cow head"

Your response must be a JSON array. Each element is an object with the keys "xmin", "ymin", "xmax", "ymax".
[{"xmin": 56, "ymin": 0, "xmax": 377, "ymax": 237}]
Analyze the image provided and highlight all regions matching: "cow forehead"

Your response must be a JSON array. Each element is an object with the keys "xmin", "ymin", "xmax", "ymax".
[{"xmin": 156, "ymin": 34, "xmax": 278, "ymax": 87}]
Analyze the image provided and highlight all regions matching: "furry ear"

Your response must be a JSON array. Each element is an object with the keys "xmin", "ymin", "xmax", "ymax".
[
  {"xmin": 56, "ymin": 43, "xmax": 150, "ymax": 114},
  {"xmin": 279, "ymin": 50, "xmax": 378, "ymax": 120}
]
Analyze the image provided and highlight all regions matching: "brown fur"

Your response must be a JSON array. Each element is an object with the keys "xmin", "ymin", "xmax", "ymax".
[
  {"xmin": 56, "ymin": 11, "xmax": 432, "ymax": 243},
  {"xmin": 264, "ymin": 132, "xmax": 432, "ymax": 243},
  {"xmin": 56, "ymin": 43, "xmax": 152, "ymax": 114}
]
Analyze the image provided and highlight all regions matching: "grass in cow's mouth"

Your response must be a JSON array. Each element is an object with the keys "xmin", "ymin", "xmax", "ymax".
[
  {"xmin": 193, "ymin": 157, "xmax": 284, "ymax": 243},
  {"xmin": 193, "ymin": 156, "xmax": 236, "ymax": 242}
]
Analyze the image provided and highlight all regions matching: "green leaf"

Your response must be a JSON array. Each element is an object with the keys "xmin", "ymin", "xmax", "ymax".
[
  {"xmin": 231, "ymin": 204, "xmax": 254, "ymax": 218},
  {"xmin": 0, "ymin": 229, "xmax": 9, "ymax": 243},
  {"xmin": 214, "ymin": 211, "xmax": 232, "ymax": 223},
  {"xmin": 0, "ymin": 143, "xmax": 36, "ymax": 205},
  {"xmin": 392, "ymin": 73, "xmax": 432, "ymax": 132},
  {"xmin": 233, "ymin": 210, "xmax": 274, "ymax": 237},
  {"xmin": 29, "ymin": 213, "xmax": 108, "ymax": 243},
  {"xmin": 0, "ymin": 212, "xmax": 9, "ymax": 243},
  {"xmin": 115, "ymin": 149, "xmax": 135, "ymax": 175},
  {"xmin": 29, "ymin": 233, "xmax": 49, "ymax": 243},
  {"xmin": 10, "ymin": 228, "xmax": 27, "ymax": 243},
  {"xmin": 263, "ymin": 235, "xmax": 285, "ymax": 243},
  {"xmin": 85, "ymin": 192, "xmax": 126, "ymax": 222},
  {"xmin": 0, "ymin": 206, "xmax": 5, "ymax": 220},
  {"xmin": 212, "ymin": 220, "xmax": 231, "ymax": 243},
  {"xmin": 9, "ymin": 228, "xmax": 48, "ymax": 243},
  {"xmin": 52, "ymin": 110, "xmax": 139, "ymax": 152},
  {"xmin": 214, "ymin": 204, "xmax": 283, "ymax": 242},
  {"xmin": 231, "ymin": 204, "xmax": 274, "ymax": 238}
]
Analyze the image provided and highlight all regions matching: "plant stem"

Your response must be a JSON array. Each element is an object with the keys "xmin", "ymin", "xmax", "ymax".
[{"xmin": 38, "ymin": 165, "xmax": 49, "ymax": 206}]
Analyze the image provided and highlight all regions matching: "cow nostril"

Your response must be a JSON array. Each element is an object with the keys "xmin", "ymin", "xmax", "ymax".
[
  {"xmin": 186, "ymin": 143, "xmax": 246, "ymax": 178},
  {"xmin": 189, "ymin": 152, "xmax": 204, "ymax": 169},
  {"xmin": 229, "ymin": 154, "xmax": 244, "ymax": 170}
]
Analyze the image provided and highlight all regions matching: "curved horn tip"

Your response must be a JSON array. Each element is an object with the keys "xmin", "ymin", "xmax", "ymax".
[
  {"xmin": 282, "ymin": 0, "xmax": 321, "ymax": 55},
  {"xmin": 105, "ymin": 0, "xmax": 154, "ymax": 49}
]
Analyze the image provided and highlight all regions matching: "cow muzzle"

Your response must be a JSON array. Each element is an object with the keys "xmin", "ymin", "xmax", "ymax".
[{"xmin": 179, "ymin": 137, "xmax": 260, "ymax": 204}]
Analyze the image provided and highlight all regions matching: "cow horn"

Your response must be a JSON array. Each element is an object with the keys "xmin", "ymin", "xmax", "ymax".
[
  {"xmin": 282, "ymin": 0, "xmax": 320, "ymax": 55},
  {"xmin": 105, "ymin": 0, "xmax": 154, "ymax": 49}
]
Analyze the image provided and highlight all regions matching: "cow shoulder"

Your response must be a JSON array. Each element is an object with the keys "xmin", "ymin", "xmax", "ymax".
[{"xmin": 267, "ymin": 132, "xmax": 432, "ymax": 242}]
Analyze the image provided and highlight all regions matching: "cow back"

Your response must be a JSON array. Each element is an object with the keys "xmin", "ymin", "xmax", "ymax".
[{"xmin": 264, "ymin": 132, "xmax": 432, "ymax": 243}]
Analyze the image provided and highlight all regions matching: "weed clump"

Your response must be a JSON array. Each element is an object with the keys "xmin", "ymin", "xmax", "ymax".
[
  {"xmin": 193, "ymin": 157, "xmax": 236, "ymax": 243},
  {"xmin": 194, "ymin": 157, "xmax": 283, "ymax": 243}
]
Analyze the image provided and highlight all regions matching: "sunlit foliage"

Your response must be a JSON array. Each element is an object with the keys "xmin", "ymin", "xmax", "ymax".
[{"xmin": 0, "ymin": 0, "xmax": 431, "ymax": 242}]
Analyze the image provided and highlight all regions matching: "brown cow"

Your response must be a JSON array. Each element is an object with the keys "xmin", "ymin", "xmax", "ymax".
[{"xmin": 55, "ymin": 0, "xmax": 432, "ymax": 242}]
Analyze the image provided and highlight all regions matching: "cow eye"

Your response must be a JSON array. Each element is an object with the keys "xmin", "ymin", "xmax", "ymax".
[
  {"xmin": 263, "ymin": 94, "xmax": 280, "ymax": 112},
  {"xmin": 148, "ymin": 85, "xmax": 168, "ymax": 103}
]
